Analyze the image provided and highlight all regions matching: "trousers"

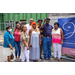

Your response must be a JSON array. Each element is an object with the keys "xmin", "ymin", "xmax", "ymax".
[
  {"xmin": 43, "ymin": 36, "xmax": 52, "ymax": 59},
  {"xmin": 15, "ymin": 41, "xmax": 21, "ymax": 57},
  {"xmin": 21, "ymin": 47, "xmax": 29, "ymax": 62},
  {"xmin": 53, "ymin": 43, "xmax": 62, "ymax": 59}
]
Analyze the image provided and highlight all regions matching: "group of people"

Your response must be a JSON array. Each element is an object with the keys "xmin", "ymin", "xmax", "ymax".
[{"xmin": 3, "ymin": 18, "xmax": 64, "ymax": 62}]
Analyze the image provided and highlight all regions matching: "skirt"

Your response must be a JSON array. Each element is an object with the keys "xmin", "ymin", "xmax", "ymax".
[{"xmin": 3, "ymin": 48, "xmax": 12, "ymax": 56}]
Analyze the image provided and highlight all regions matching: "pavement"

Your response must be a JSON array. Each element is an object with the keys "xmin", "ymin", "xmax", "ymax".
[{"xmin": 0, "ymin": 46, "xmax": 75, "ymax": 62}]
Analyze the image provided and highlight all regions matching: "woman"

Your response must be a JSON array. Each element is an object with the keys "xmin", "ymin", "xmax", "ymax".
[
  {"xmin": 14, "ymin": 22, "xmax": 21, "ymax": 61},
  {"xmin": 20, "ymin": 25, "xmax": 29, "ymax": 62},
  {"xmin": 29, "ymin": 22, "xmax": 41, "ymax": 62},
  {"xmin": 3, "ymin": 26, "xmax": 15, "ymax": 62},
  {"xmin": 52, "ymin": 22, "xmax": 64, "ymax": 62}
]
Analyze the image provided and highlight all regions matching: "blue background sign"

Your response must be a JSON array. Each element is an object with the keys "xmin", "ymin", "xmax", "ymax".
[{"xmin": 58, "ymin": 17, "xmax": 75, "ymax": 49}]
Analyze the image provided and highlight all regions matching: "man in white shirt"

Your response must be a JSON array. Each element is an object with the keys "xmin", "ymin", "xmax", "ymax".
[{"xmin": 26, "ymin": 18, "xmax": 34, "ymax": 35}]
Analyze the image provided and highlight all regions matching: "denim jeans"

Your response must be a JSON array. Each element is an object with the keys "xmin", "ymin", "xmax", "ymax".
[
  {"xmin": 43, "ymin": 36, "xmax": 52, "ymax": 59},
  {"xmin": 15, "ymin": 41, "xmax": 21, "ymax": 57}
]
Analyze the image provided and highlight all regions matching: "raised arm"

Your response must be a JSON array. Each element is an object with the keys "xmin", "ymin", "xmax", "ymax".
[
  {"xmin": 39, "ymin": 29, "xmax": 41, "ymax": 45},
  {"xmin": 42, "ymin": 18, "xmax": 46, "ymax": 28}
]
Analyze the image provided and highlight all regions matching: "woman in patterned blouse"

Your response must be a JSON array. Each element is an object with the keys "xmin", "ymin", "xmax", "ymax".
[{"xmin": 20, "ymin": 25, "xmax": 29, "ymax": 62}]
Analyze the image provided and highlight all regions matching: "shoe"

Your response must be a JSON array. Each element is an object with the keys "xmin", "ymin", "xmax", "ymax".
[
  {"xmin": 48, "ymin": 58, "xmax": 51, "ymax": 61},
  {"xmin": 42, "ymin": 58, "xmax": 46, "ymax": 62},
  {"xmin": 40, "ymin": 57, "xmax": 42, "ymax": 59},
  {"xmin": 18, "ymin": 58, "xmax": 20, "ymax": 62}
]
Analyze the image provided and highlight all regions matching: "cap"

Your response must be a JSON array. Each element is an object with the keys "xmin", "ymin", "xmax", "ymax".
[
  {"xmin": 46, "ymin": 18, "xmax": 50, "ymax": 20},
  {"xmin": 37, "ymin": 19, "xmax": 43, "ymax": 22},
  {"xmin": 6, "ymin": 25, "xmax": 12, "ymax": 30}
]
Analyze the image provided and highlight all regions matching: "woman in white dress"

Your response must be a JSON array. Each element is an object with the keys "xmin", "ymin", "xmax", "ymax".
[{"xmin": 29, "ymin": 22, "xmax": 41, "ymax": 62}]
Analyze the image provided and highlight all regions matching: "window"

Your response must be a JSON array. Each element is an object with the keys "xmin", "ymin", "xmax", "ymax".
[{"xmin": 5, "ymin": 20, "xmax": 15, "ymax": 28}]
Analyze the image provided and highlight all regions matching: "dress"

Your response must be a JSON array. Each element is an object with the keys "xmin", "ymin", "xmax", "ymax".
[{"xmin": 29, "ymin": 31, "xmax": 40, "ymax": 60}]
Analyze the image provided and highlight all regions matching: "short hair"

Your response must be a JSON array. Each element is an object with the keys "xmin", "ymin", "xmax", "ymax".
[
  {"xmin": 54, "ymin": 22, "xmax": 59, "ymax": 27},
  {"xmin": 16, "ymin": 21, "xmax": 19, "ymax": 24},
  {"xmin": 6, "ymin": 25, "xmax": 12, "ymax": 30}
]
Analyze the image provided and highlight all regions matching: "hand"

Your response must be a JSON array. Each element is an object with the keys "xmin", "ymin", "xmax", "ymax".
[
  {"xmin": 29, "ymin": 43, "xmax": 32, "ymax": 47},
  {"xmin": 39, "ymin": 42, "xmax": 41, "ymax": 45},
  {"xmin": 44, "ymin": 18, "xmax": 46, "ymax": 22},
  {"xmin": 10, "ymin": 45, "xmax": 13, "ymax": 50},
  {"xmin": 61, "ymin": 41, "xmax": 63, "ymax": 44},
  {"xmin": 27, "ymin": 46, "xmax": 29, "ymax": 50}
]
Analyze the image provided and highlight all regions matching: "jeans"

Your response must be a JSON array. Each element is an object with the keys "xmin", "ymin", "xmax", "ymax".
[
  {"xmin": 43, "ymin": 36, "xmax": 52, "ymax": 59},
  {"xmin": 15, "ymin": 41, "xmax": 21, "ymax": 57}
]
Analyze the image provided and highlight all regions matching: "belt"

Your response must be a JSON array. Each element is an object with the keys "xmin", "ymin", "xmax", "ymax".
[{"xmin": 43, "ymin": 35, "xmax": 51, "ymax": 38}]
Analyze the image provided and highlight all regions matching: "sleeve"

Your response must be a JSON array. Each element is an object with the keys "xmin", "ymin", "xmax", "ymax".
[
  {"xmin": 5, "ymin": 34, "xmax": 10, "ymax": 45},
  {"xmin": 52, "ymin": 26, "xmax": 53, "ymax": 29},
  {"xmin": 20, "ymin": 32, "xmax": 25, "ymax": 41}
]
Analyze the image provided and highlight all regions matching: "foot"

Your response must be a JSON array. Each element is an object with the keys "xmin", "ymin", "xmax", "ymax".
[
  {"xmin": 58, "ymin": 59, "xmax": 62, "ymax": 62},
  {"xmin": 18, "ymin": 58, "xmax": 20, "ymax": 61},
  {"xmin": 40, "ymin": 57, "xmax": 43, "ymax": 60},
  {"xmin": 15, "ymin": 58, "xmax": 18, "ymax": 61},
  {"xmin": 42, "ymin": 58, "xmax": 46, "ymax": 62},
  {"xmin": 48, "ymin": 58, "xmax": 51, "ymax": 61},
  {"xmin": 53, "ymin": 58, "xmax": 56, "ymax": 61}
]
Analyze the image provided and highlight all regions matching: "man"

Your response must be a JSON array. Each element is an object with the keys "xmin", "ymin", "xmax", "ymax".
[
  {"xmin": 26, "ymin": 18, "xmax": 34, "ymax": 35},
  {"xmin": 37, "ymin": 19, "xmax": 43, "ymax": 59},
  {"xmin": 42, "ymin": 18, "xmax": 53, "ymax": 61}
]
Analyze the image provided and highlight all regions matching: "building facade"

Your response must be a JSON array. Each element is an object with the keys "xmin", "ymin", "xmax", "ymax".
[{"xmin": 0, "ymin": 13, "xmax": 48, "ymax": 31}]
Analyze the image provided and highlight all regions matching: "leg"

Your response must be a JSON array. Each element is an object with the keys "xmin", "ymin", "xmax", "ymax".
[
  {"xmin": 40, "ymin": 41, "xmax": 43, "ymax": 59},
  {"xmin": 25, "ymin": 47, "xmax": 29, "ymax": 62},
  {"xmin": 21, "ymin": 47, "xmax": 26, "ymax": 62},
  {"xmin": 7, "ymin": 56, "xmax": 11, "ymax": 62},
  {"xmin": 15, "ymin": 41, "xmax": 18, "ymax": 58},
  {"xmin": 43, "ymin": 36, "xmax": 47, "ymax": 59},
  {"xmin": 18, "ymin": 41, "xmax": 21, "ymax": 59},
  {"xmin": 57, "ymin": 44, "xmax": 62, "ymax": 62},
  {"xmin": 53, "ymin": 43, "xmax": 57, "ymax": 60},
  {"xmin": 48, "ymin": 37, "xmax": 52, "ymax": 59}
]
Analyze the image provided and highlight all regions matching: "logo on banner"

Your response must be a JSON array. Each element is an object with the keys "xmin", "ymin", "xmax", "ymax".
[{"xmin": 62, "ymin": 22, "xmax": 75, "ymax": 39}]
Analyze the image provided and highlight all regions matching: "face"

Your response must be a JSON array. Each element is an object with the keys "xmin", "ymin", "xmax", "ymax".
[
  {"xmin": 29, "ymin": 20, "xmax": 33, "ymax": 24},
  {"xmin": 38, "ymin": 20, "xmax": 42, "ymax": 25},
  {"xmin": 8, "ymin": 27, "xmax": 12, "ymax": 30},
  {"xmin": 32, "ymin": 24, "xmax": 36, "ymax": 29},
  {"xmin": 46, "ymin": 19, "xmax": 50, "ymax": 24},
  {"xmin": 23, "ymin": 26, "xmax": 27, "ymax": 31},
  {"xmin": 54, "ymin": 24, "xmax": 58, "ymax": 29},
  {"xmin": 16, "ymin": 23, "xmax": 21, "ymax": 29}
]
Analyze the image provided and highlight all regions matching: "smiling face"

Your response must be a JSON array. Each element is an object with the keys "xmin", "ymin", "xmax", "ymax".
[
  {"xmin": 46, "ymin": 19, "xmax": 50, "ymax": 24},
  {"xmin": 54, "ymin": 24, "xmax": 59, "ymax": 29},
  {"xmin": 22, "ymin": 25, "xmax": 27, "ymax": 32},
  {"xmin": 32, "ymin": 24, "xmax": 36, "ymax": 29},
  {"xmin": 16, "ymin": 23, "xmax": 21, "ymax": 29}
]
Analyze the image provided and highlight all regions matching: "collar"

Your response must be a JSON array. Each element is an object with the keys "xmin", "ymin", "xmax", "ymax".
[{"xmin": 45, "ymin": 23, "xmax": 49, "ymax": 26}]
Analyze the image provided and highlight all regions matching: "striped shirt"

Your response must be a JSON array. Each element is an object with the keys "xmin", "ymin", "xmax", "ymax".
[
  {"xmin": 38, "ymin": 24, "xmax": 43, "ymax": 41},
  {"xmin": 43, "ymin": 24, "xmax": 53, "ymax": 37}
]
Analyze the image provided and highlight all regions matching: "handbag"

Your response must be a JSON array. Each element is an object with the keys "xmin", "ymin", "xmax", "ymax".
[{"xmin": 11, "ymin": 52, "xmax": 14, "ymax": 59}]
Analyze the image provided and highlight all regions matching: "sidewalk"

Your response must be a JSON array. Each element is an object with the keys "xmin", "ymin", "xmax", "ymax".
[{"xmin": 0, "ymin": 46, "xmax": 75, "ymax": 62}]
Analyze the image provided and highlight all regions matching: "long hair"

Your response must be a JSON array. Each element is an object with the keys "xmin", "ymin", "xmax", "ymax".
[{"xmin": 31, "ymin": 22, "xmax": 38, "ymax": 30}]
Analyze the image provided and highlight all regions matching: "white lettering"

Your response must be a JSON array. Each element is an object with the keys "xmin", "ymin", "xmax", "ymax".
[{"xmin": 70, "ymin": 50, "xmax": 75, "ymax": 53}]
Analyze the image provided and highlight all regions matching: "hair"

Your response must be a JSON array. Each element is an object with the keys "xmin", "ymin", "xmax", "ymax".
[
  {"xmin": 16, "ymin": 21, "xmax": 19, "ymax": 24},
  {"xmin": 16, "ymin": 22, "xmax": 21, "ymax": 29},
  {"xmin": 54, "ymin": 22, "xmax": 59, "ymax": 27},
  {"xmin": 21, "ymin": 25, "xmax": 27, "ymax": 32},
  {"xmin": 31, "ymin": 22, "xmax": 39, "ymax": 31},
  {"xmin": 6, "ymin": 26, "xmax": 12, "ymax": 30}
]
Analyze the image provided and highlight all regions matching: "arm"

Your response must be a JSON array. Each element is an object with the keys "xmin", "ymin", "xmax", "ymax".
[
  {"xmin": 60, "ymin": 28, "xmax": 64, "ymax": 44},
  {"xmin": 5, "ymin": 34, "xmax": 13, "ymax": 49},
  {"xmin": 29, "ymin": 29, "xmax": 32, "ymax": 47},
  {"xmin": 42, "ymin": 18, "xmax": 46, "ymax": 28},
  {"xmin": 39, "ymin": 29, "xmax": 41, "ymax": 45}
]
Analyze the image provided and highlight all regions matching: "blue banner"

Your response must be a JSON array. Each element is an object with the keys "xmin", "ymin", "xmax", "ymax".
[{"xmin": 58, "ymin": 17, "xmax": 75, "ymax": 49}]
